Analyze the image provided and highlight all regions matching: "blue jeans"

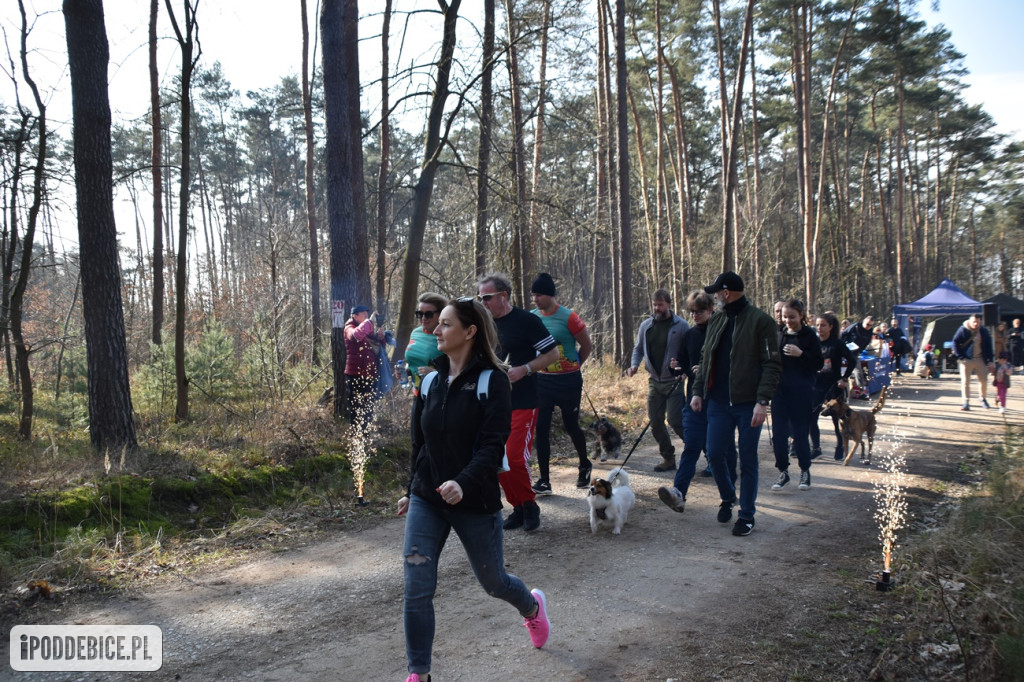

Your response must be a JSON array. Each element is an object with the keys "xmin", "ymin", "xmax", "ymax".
[
  {"xmin": 403, "ymin": 494, "xmax": 537, "ymax": 675},
  {"xmin": 706, "ymin": 399, "xmax": 763, "ymax": 521},
  {"xmin": 673, "ymin": 403, "xmax": 737, "ymax": 500}
]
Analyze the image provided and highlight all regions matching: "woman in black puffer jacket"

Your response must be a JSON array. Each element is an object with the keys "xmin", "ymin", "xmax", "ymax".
[
  {"xmin": 770, "ymin": 299, "xmax": 824, "ymax": 491},
  {"xmin": 397, "ymin": 298, "xmax": 549, "ymax": 681}
]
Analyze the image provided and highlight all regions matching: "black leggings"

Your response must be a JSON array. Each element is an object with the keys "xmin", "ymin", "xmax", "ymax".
[{"xmin": 535, "ymin": 372, "xmax": 589, "ymax": 480}]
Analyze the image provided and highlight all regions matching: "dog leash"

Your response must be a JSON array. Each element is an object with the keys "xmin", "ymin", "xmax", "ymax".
[
  {"xmin": 582, "ymin": 382, "xmax": 601, "ymax": 422},
  {"xmin": 618, "ymin": 376, "xmax": 684, "ymax": 472}
]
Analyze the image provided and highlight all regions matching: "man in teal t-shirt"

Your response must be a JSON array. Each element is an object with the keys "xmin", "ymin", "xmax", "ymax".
[{"xmin": 530, "ymin": 273, "xmax": 593, "ymax": 493}]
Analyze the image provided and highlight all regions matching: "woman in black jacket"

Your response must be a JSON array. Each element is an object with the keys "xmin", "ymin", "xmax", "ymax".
[
  {"xmin": 811, "ymin": 312, "xmax": 857, "ymax": 461},
  {"xmin": 397, "ymin": 297, "xmax": 549, "ymax": 682},
  {"xmin": 770, "ymin": 299, "xmax": 824, "ymax": 491}
]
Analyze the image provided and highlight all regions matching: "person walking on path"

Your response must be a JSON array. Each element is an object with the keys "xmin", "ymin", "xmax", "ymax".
[
  {"xmin": 658, "ymin": 291, "xmax": 737, "ymax": 516},
  {"xmin": 690, "ymin": 272, "xmax": 781, "ymax": 537},
  {"xmin": 952, "ymin": 313, "xmax": 995, "ymax": 410},
  {"xmin": 811, "ymin": 312, "xmax": 857, "ymax": 460},
  {"xmin": 477, "ymin": 274, "xmax": 560, "ymax": 532},
  {"xmin": 769, "ymin": 299, "xmax": 823, "ymax": 492},
  {"xmin": 626, "ymin": 288, "xmax": 689, "ymax": 472},
  {"xmin": 404, "ymin": 292, "xmax": 446, "ymax": 395},
  {"xmin": 344, "ymin": 304, "xmax": 387, "ymax": 426},
  {"xmin": 397, "ymin": 297, "xmax": 550, "ymax": 682},
  {"xmin": 994, "ymin": 352, "xmax": 1012, "ymax": 413},
  {"xmin": 529, "ymin": 273, "xmax": 594, "ymax": 494}
]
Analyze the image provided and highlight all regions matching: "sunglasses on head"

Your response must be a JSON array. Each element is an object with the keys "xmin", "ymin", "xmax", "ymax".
[
  {"xmin": 477, "ymin": 292, "xmax": 502, "ymax": 302},
  {"xmin": 415, "ymin": 310, "xmax": 437, "ymax": 320}
]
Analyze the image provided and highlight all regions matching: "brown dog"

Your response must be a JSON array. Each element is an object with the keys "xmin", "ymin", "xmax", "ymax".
[{"xmin": 821, "ymin": 386, "xmax": 888, "ymax": 466}]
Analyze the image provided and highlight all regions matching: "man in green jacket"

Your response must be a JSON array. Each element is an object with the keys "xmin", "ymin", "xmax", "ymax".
[{"xmin": 690, "ymin": 272, "xmax": 781, "ymax": 536}]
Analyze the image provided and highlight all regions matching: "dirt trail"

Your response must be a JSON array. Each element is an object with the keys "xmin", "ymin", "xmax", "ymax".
[{"xmin": 3, "ymin": 374, "xmax": 1017, "ymax": 681}]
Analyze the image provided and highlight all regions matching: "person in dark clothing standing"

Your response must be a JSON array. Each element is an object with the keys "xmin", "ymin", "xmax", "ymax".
[
  {"xmin": 769, "ymin": 299, "xmax": 824, "ymax": 492},
  {"xmin": 626, "ymin": 289, "xmax": 689, "ymax": 472},
  {"xmin": 885, "ymin": 317, "xmax": 909, "ymax": 375},
  {"xmin": 658, "ymin": 291, "xmax": 737, "ymax": 516},
  {"xmin": 811, "ymin": 312, "xmax": 857, "ymax": 461},
  {"xmin": 691, "ymin": 272, "xmax": 781, "ymax": 536}
]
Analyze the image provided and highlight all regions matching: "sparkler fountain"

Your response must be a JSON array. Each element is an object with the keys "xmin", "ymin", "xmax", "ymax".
[{"xmin": 872, "ymin": 426, "xmax": 908, "ymax": 591}]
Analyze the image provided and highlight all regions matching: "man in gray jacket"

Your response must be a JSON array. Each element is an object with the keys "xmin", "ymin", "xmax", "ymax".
[{"xmin": 627, "ymin": 289, "xmax": 689, "ymax": 471}]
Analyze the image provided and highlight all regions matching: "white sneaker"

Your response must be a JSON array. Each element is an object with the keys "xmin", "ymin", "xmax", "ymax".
[{"xmin": 657, "ymin": 486, "xmax": 685, "ymax": 512}]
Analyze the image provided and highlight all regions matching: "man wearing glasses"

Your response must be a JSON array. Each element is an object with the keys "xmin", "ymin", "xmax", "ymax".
[
  {"xmin": 659, "ymin": 291, "xmax": 738, "ymax": 516},
  {"xmin": 477, "ymin": 274, "xmax": 560, "ymax": 532},
  {"xmin": 626, "ymin": 288, "xmax": 689, "ymax": 472}
]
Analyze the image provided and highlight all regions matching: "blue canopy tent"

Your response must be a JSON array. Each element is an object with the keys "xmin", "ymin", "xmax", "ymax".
[
  {"xmin": 892, "ymin": 279, "xmax": 983, "ymax": 361},
  {"xmin": 892, "ymin": 279, "xmax": 983, "ymax": 317}
]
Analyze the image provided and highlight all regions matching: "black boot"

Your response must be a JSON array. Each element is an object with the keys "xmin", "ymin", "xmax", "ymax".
[
  {"xmin": 523, "ymin": 500, "xmax": 541, "ymax": 532},
  {"xmin": 503, "ymin": 505, "xmax": 524, "ymax": 530}
]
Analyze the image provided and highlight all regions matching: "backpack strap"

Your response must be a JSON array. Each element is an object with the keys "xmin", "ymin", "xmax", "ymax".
[
  {"xmin": 420, "ymin": 371, "xmax": 437, "ymax": 398},
  {"xmin": 477, "ymin": 369, "xmax": 492, "ymax": 401}
]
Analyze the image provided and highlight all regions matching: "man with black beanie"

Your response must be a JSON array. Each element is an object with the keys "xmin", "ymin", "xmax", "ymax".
[{"xmin": 530, "ymin": 273, "xmax": 594, "ymax": 493}]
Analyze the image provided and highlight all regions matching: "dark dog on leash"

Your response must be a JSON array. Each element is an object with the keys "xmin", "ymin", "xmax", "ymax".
[
  {"xmin": 821, "ymin": 386, "xmax": 888, "ymax": 466},
  {"xmin": 590, "ymin": 417, "xmax": 622, "ymax": 462}
]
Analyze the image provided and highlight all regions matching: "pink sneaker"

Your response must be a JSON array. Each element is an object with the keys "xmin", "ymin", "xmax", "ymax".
[
  {"xmin": 405, "ymin": 674, "xmax": 429, "ymax": 682},
  {"xmin": 523, "ymin": 588, "xmax": 550, "ymax": 648}
]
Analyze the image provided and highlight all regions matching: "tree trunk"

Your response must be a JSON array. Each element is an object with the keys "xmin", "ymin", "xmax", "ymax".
[
  {"xmin": 474, "ymin": 0, "xmax": 495, "ymax": 277},
  {"xmin": 374, "ymin": 0, "xmax": 393, "ymax": 324},
  {"xmin": 301, "ymin": 0, "xmax": 323, "ymax": 366},
  {"xmin": 149, "ymin": 0, "xmax": 164, "ymax": 346},
  {"xmin": 64, "ymin": 0, "xmax": 138, "ymax": 450},
  {"xmin": 322, "ymin": 0, "xmax": 370, "ymax": 417},
  {"xmin": 711, "ymin": 0, "xmax": 732, "ymax": 269},
  {"xmin": 626, "ymin": 87, "xmax": 656, "ymax": 289},
  {"xmin": 614, "ymin": 0, "xmax": 632, "ymax": 365},
  {"xmin": 721, "ymin": 0, "xmax": 756, "ymax": 273},
  {"xmin": 528, "ymin": 0, "xmax": 551, "ymax": 268},
  {"xmin": 165, "ymin": 0, "xmax": 199, "ymax": 423},
  {"xmin": 391, "ymin": 0, "xmax": 460, "ymax": 357},
  {"xmin": 505, "ymin": 0, "xmax": 530, "ymax": 305}
]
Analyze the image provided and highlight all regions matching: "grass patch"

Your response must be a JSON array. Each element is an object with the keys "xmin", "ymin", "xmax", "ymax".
[
  {"xmin": 882, "ymin": 425, "xmax": 1024, "ymax": 680},
  {"xmin": 0, "ymin": 375, "xmax": 415, "ymax": 588}
]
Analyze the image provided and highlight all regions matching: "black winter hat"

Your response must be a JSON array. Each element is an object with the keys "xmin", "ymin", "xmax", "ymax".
[{"xmin": 531, "ymin": 272, "xmax": 556, "ymax": 296}]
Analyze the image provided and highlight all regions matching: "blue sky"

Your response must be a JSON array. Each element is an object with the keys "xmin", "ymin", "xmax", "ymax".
[
  {"xmin": 920, "ymin": 0, "xmax": 1024, "ymax": 141},
  {"xmin": 2, "ymin": 1, "xmax": 1020, "ymax": 140}
]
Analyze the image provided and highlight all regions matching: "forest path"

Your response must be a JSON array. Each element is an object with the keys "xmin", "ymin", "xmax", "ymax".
[{"xmin": 3, "ymin": 372, "xmax": 1017, "ymax": 681}]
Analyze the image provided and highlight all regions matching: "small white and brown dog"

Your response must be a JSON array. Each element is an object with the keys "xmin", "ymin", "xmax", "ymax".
[{"xmin": 587, "ymin": 467, "xmax": 635, "ymax": 535}]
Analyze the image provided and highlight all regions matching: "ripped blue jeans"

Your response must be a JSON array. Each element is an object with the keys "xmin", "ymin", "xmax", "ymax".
[{"xmin": 403, "ymin": 494, "xmax": 536, "ymax": 675}]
